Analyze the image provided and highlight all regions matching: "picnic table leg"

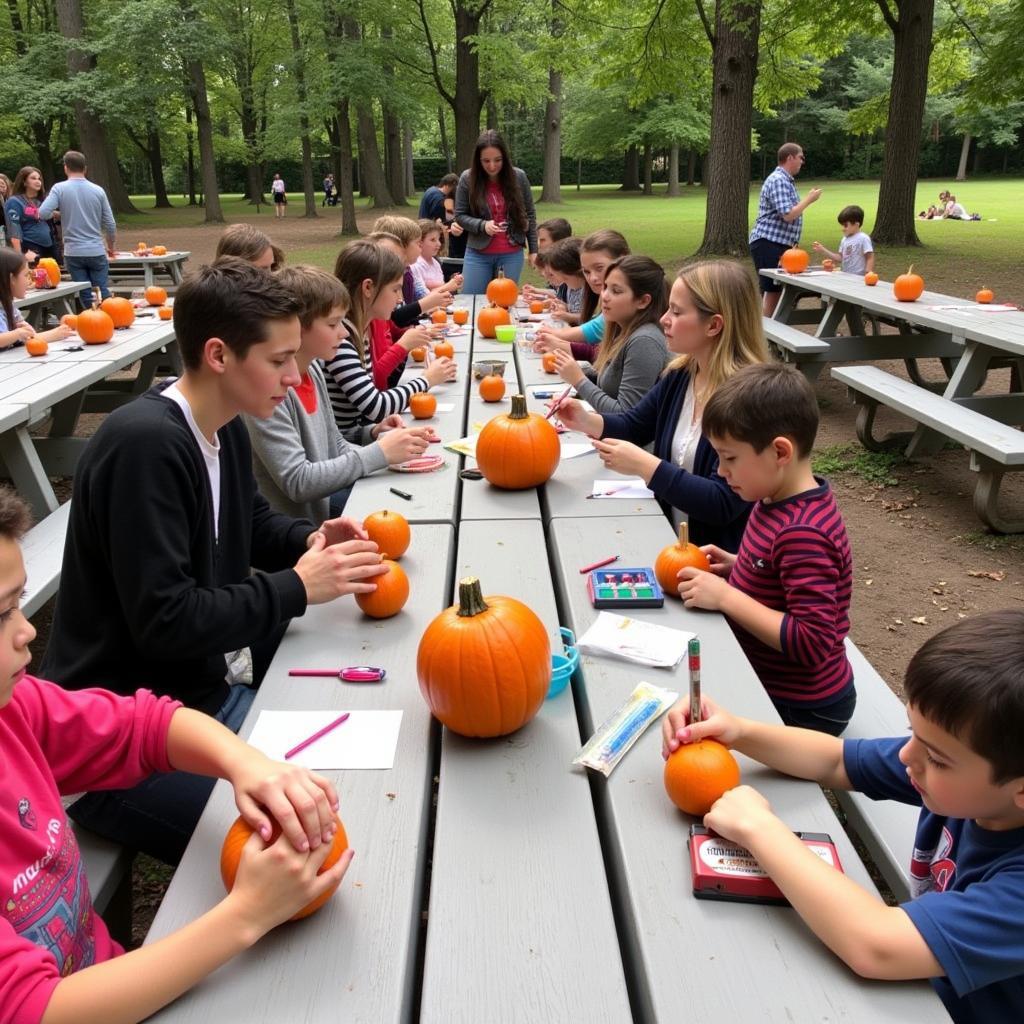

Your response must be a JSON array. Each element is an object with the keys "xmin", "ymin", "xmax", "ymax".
[
  {"xmin": 0, "ymin": 428, "xmax": 60, "ymax": 519},
  {"xmin": 48, "ymin": 392, "xmax": 87, "ymax": 438},
  {"xmin": 972, "ymin": 455, "xmax": 1024, "ymax": 534},
  {"xmin": 144, "ymin": 264, "xmax": 155, "ymax": 288},
  {"xmin": 852, "ymin": 398, "xmax": 913, "ymax": 453},
  {"xmin": 814, "ymin": 298, "xmax": 848, "ymax": 339},
  {"xmin": 773, "ymin": 285, "xmax": 799, "ymax": 323}
]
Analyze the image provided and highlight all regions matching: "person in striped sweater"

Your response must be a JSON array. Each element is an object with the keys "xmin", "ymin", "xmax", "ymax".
[
  {"xmin": 323, "ymin": 240, "xmax": 455, "ymax": 441},
  {"xmin": 676, "ymin": 363, "xmax": 855, "ymax": 735}
]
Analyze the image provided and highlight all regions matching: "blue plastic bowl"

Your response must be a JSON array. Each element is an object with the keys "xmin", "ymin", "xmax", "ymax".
[{"xmin": 547, "ymin": 627, "xmax": 579, "ymax": 699}]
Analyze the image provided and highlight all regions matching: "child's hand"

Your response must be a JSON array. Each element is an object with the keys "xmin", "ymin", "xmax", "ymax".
[
  {"xmin": 703, "ymin": 785, "xmax": 778, "ymax": 846},
  {"xmin": 591, "ymin": 437, "xmax": 657, "ymax": 480},
  {"xmin": 700, "ymin": 544, "xmax": 736, "ymax": 578},
  {"xmin": 371, "ymin": 413, "xmax": 406, "ymax": 437},
  {"xmin": 552, "ymin": 350, "xmax": 585, "ymax": 386},
  {"xmin": 811, "ymin": 241, "xmax": 824, "ymax": 253},
  {"xmin": 40, "ymin": 323, "xmax": 74, "ymax": 343},
  {"xmin": 677, "ymin": 564, "xmax": 730, "ymax": 610},
  {"xmin": 662, "ymin": 693, "xmax": 743, "ymax": 757},
  {"xmin": 554, "ymin": 398, "xmax": 598, "ymax": 436},
  {"xmin": 400, "ymin": 326, "xmax": 432, "ymax": 352},
  {"xmin": 532, "ymin": 329, "xmax": 569, "ymax": 354},
  {"xmin": 425, "ymin": 356, "xmax": 456, "ymax": 386},
  {"xmin": 228, "ymin": 829, "xmax": 354, "ymax": 935},
  {"xmin": 318, "ymin": 515, "xmax": 369, "ymax": 546},
  {"xmin": 379, "ymin": 426, "xmax": 430, "ymax": 464}
]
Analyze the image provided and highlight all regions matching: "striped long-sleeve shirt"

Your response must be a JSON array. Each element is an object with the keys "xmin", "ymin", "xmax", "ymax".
[
  {"xmin": 727, "ymin": 479, "xmax": 854, "ymax": 708},
  {"xmin": 321, "ymin": 321, "xmax": 428, "ymax": 438}
]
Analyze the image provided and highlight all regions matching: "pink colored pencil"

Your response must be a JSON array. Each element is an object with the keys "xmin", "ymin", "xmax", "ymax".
[{"xmin": 284, "ymin": 712, "xmax": 350, "ymax": 760}]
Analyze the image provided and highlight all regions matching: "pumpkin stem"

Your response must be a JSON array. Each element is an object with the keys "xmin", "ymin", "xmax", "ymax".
[
  {"xmin": 678, "ymin": 523, "xmax": 690, "ymax": 548},
  {"xmin": 456, "ymin": 576, "xmax": 489, "ymax": 617},
  {"xmin": 496, "ymin": 267, "xmax": 505, "ymax": 279},
  {"xmin": 508, "ymin": 394, "xmax": 528, "ymax": 419}
]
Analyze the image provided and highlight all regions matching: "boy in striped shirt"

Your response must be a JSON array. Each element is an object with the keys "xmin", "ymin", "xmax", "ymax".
[{"xmin": 677, "ymin": 363, "xmax": 855, "ymax": 734}]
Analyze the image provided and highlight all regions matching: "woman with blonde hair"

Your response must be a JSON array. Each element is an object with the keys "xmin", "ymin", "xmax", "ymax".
[
  {"xmin": 214, "ymin": 223, "xmax": 283, "ymax": 270},
  {"xmin": 557, "ymin": 259, "xmax": 767, "ymax": 550}
]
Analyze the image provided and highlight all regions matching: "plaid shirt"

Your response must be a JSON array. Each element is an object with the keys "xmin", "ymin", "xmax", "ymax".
[{"xmin": 749, "ymin": 166, "xmax": 801, "ymax": 246}]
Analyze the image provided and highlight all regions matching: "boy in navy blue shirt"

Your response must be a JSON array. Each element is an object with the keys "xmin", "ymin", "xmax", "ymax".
[{"xmin": 662, "ymin": 609, "xmax": 1024, "ymax": 1023}]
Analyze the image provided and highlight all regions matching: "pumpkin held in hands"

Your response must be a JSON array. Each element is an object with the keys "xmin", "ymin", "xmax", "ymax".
[
  {"xmin": 417, "ymin": 576, "xmax": 550, "ymax": 737},
  {"xmin": 76, "ymin": 308, "xmax": 115, "ymax": 344},
  {"xmin": 433, "ymin": 341, "xmax": 454, "ymax": 359},
  {"xmin": 654, "ymin": 523, "xmax": 710, "ymax": 597},
  {"xmin": 779, "ymin": 247, "xmax": 809, "ymax": 274},
  {"xmin": 355, "ymin": 559, "xmax": 409, "ymax": 619},
  {"xmin": 363, "ymin": 509, "xmax": 411, "ymax": 559},
  {"xmin": 541, "ymin": 351, "xmax": 559, "ymax": 374},
  {"xmin": 477, "ymin": 303, "xmax": 511, "ymax": 339},
  {"xmin": 664, "ymin": 740, "xmax": 741, "ymax": 816},
  {"xmin": 479, "ymin": 374, "xmax": 506, "ymax": 402},
  {"xmin": 60, "ymin": 314, "xmax": 78, "ymax": 331},
  {"xmin": 893, "ymin": 266, "xmax": 924, "ymax": 302},
  {"xmin": 409, "ymin": 393, "xmax": 436, "ymax": 419},
  {"xmin": 220, "ymin": 815, "xmax": 348, "ymax": 921},
  {"xmin": 475, "ymin": 395, "xmax": 560, "ymax": 489},
  {"xmin": 100, "ymin": 296, "xmax": 135, "ymax": 329},
  {"xmin": 822, "ymin": 258, "xmax": 835, "ymax": 272},
  {"xmin": 485, "ymin": 268, "xmax": 519, "ymax": 308}
]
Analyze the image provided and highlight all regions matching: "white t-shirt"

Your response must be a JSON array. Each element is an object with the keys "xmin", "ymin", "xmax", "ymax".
[
  {"xmin": 839, "ymin": 231, "xmax": 874, "ymax": 275},
  {"xmin": 669, "ymin": 385, "xmax": 702, "ymax": 532},
  {"xmin": 271, "ymin": 178, "xmax": 285, "ymax": 194},
  {"xmin": 162, "ymin": 381, "xmax": 222, "ymax": 539}
]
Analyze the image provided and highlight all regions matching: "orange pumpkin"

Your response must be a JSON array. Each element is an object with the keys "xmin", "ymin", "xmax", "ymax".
[
  {"xmin": 145, "ymin": 286, "xmax": 168, "ymax": 306},
  {"xmin": 479, "ymin": 374, "xmax": 506, "ymax": 402},
  {"xmin": 136, "ymin": 242, "xmax": 148, "ymax": 251},
  {"xmin": 529, "ymin": 300, "xmax": 546, "ymax": 314},
  {"xmin": 60, "ymin": 314, "xmax": 78, "ymax": 331},
  {"xmin": 409, "ymin": 392, "xmax": 436, "ymax": 419},
  {"xmin": 410, "ymin": 346, "xmax": 426, "ymax": 363},
  {"xmin": 541, "ymin": 352, "xmax": 559, "ymax": 374},
  {"xmin": 26, "ymin": 338, "xmax": 48, "ymax": 357},
  {"xmin": 452, "ymin": 308, "xmax": 469, "ymax": 326},
  {"xmin": 485, "ymin": 268, "xmax": 519, "ymax": 308},
  {"xmin": 664, "ymin": 740, "xmax": 741, "ymax": 816},
  {"xmin": 655, "ymin": 523, "xmax": 710, "ymax": 597},
  {"xmin": 864, "ymin": 272, "xmax": 879, "ymax": 287},
  {"xmin": 779, "ymin": 247, "xmax": 809, "ymax": 274},
  {"xmin": 477, "ymin": 304, "xmax": 511, "ymax": 339},
  {"xmin": 76, "ymin": 308, "xmax": 115, "ymax": 344},
  {"xmin": 417, "ymin": 576, "xmax": 550, "ymax": 738},
  {"xmin": 475, "ymin": 394, "xmax": 560, "ymax": 490},
  {"xmin": 363, "ymin": 509, "xmax": 411, "ymax": 559},
  {"xmin": 433, "ymin": 341, "xmax": 454, "ymax": 359},
  {"xmin": 976, "ymin": 287, "xmax": 994, "ymax": 304},
  {"xmin": 431, "ymin": 309, "xmax": 448, "ymax": 325},
  {"xmin": 355, "ymin": 559, "xmax": 409, "ymax": 619},
  {"xmin": 100, "ymin": 296, "xmax": 135, "ymax": 329},
  {"xmin": 158, "ymin": 306, "xmax": 173, "ymax": 321},
  {"xmin": 221, "ymin": 814, "xmax": 348, "ymax": 921},
  {"xmin": 822, "ymin": 258, "xmax": 835, "ymax": 272},
  {"xmin": 151, "ymin": 245, "xmax": 168, "ymax": 256},
  {"xmin": 36, "ymin": 258, "xmax": 61, "ymax": 287},
  {"xmin": 893, "ymin": 265, "xmax": 924, "ymax": 302}
]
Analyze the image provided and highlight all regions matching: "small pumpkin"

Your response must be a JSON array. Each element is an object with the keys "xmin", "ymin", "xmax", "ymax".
[
  {"xmin": 76, "ymin": 308, "xmax": 115, "ymax": 344},
  {"xmin": 485, "ymin": 267, "xmax": 519, "ymax": 308},
  {"xmin": 475, "ymin": 394, "xmax": 560, "ymax": 490},
  {"xmin": 60, "ymin": 314, "xmax": 78, "ymax": 331},
  {"xmin": 36, "ymin": 257, "xmax": 61, "ymax": 287},
  {"xmin": 151, "ymin": 245, "xmax": 168, "ymax": 256},
  {"xmin": 479, "ymin": 374, "xmax": 506, "ymax": 402},
  {"xmin": 779, "ymin": 247, "xmax": 809, "ymax": 274},
  {"xmin": 452, "ymin": 308, "xmax": 469, "ymax": 326},
  {"xmin": 893, "ymin": 265, "xmax": 924, "ymax": 302},
  {"xmin": 410, "ymin": 346, "xmax": 426, "ymax": 363},
  {"xmin": 363, "ymin": 509, "xmax": 411, "ymax": 559},
  {"xmin": 417, "ymin": 576, "xmax": 550, "ymax": 738},
  {"xmin": 654, "ymin": 523, "xmax": 710, "ymax": 597},
  {"xmin": 431, "ymin": 309, "xmax": 448, "ymax": 325},
  {"xmin": 26, "ymin": 338, "xmax": 48, "ymax": 357},
  {"xmin": 863, "ymin": 272, "xmax": 879, "ymax": 287},
  {"xmin": 136, "ymin": 242, "xmax": 148, "ymax": 251},
  {"xmin": 158, "ymin": 306, "xmax": 173, "ymax": 321},
  {"xmin": 476, "ymin": 303, "xmax": 511, "ymax": 339},
  {"xmin": 529, "ymin": 300, "xmax": 546, "ymax": 314},
  {"xmin": 355, "ymin": 559, "xmax": 409, "ymax": 619},
  {"xmin": 433, "ymin": 341, "xmax": 454, "ymax": 359},
  {"xmin": 221, "ymin": 814, "xmax": 348, "ymax": 920},
  {"xmin": 664, "ymin": 740, "xmax": 741, "ymax": 816},
  {"xmin": 145, "ymin": 286, "xmax": 168, "ymax": 306},
  {"xmin": 100, "ymin": 296, "xmax": 135, "ymax": 329},
  {"xmin": 976, "ymin": 286, "xmax": 994, "ymax": 304},
  {"xmin": 409, "ymin": 392, "xmax": 436, "ymax": 419},
  {"xmin": 541, "ymin": 352, "xmax": 559, "ymax": 374},
  {"xmin": 822, "ymin": 258, "xmax": 835, "ymax": 272}
]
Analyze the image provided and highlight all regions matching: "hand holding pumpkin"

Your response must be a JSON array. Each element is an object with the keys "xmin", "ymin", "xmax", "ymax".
[
  {"xmin": 677, "ymin": 564, "xmax": 732, "ymax": 610},
  {"xmin": 552, "ymin": 350, "xmax": 585, "ymax": 386},
  {"xmin": 425, "ymin": 355, "xmax": 457, "ymax": 387},
  {"xmin": 591, "ymin": 437, "xmax": 659, "ymax": 481},
  {"xmin": 294, "ymin": 533, "xmax": 388, "ymax": 604},
  {"xmin": 662, "ymin": 693, "xmax": 743, "ymax": 758},
  {"xmin": 700, "ymin": 543, "xmax": 736, "ymax": 578}
]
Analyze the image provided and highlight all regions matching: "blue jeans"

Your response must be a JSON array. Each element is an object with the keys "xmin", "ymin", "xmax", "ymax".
[
  {"xmin": 68, "ymin": 684, "xmax": 256, "ymax": 866},
  {"xmin": 461, "ymin": 247, "xmax": 525, "ymax": 296},
  {"xmin": 66, "ymin": 253, "xmax": 111, "ymax": 308},
  {"xmin": 775, "ymin": 688, "xmax": 856, "ymax": 736}
]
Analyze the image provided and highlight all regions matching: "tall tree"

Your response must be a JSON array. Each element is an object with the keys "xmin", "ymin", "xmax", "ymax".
[
  {"xmin": 284, "ymin": 0, "xmax": 318, "ymax": 216},
  {"xmin": 539, "ymin": 0, "xmax": 563, "ymax": 203}
]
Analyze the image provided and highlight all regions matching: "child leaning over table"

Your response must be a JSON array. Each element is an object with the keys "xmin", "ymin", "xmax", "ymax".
[
  {"xmin": 812, "ymin": 204, "xmax": 874, "ymax": 275},
  {"xmin": 662, "ymin": 609, "xmax": 1024, "ymax": 1024},
  {"xmin": 676, "ymin": 363, "xmax": 855, "ymax": 734},
  {"xmin": 0, "ymin": 487, "xmax": 353, "ymax": 1024}
]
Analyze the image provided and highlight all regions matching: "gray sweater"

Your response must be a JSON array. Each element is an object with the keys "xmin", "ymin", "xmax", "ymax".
[
  {"xmin": 38, "ymin": 177, "xmax": 116, "ymax": 257},
  {"xmin": 574, "ymin": 322, "xmax": 669, "ymax": 414},
  {"xmin": 244, "ymin": 363, "xmax": 388, "ymax": 525}
]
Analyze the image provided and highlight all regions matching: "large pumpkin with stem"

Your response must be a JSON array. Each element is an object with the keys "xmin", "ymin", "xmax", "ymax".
[
  {"xmin": 417, "ymin": 576, "xmax": 551, "ymax": 737},
  {"xmin": 100, "ymin": 296, "xmax": 135, "ymax": 329},
  {"xmin": 355, "ymin": 559, "xmax": 409, "ymax": 619},
  {"xmin": 477, "ymin": 303, "xmax": 511, "ymax": 339},
  {"xmin": 36, "ymin": 258, "xmax": 61, "ymax": 287},
  {"xmin": 893, "ymin": 265, "xmax": 924, "ymax": 302},
  {"xmin": 76, "ymin": 308, "xmax": 115, "ymax": 344},
  {"xmin": 485, "ymin": 267, "xmax": 519, "ymax": 308},
  {"xmin": 475, "ymin": 394, "xmax": 560, "ymax": 490},
  {"xmin": 220, "ymin": 814, "xmax": 348, "ymax": 920},
  {"xmin": 664, "ymin": 740, "xmax": 741, "ymax": 816},
  {"xmin": 654, "ymin": 523, "xmax": 710, "ymax": 597},
  {"xmin": 779, "ymin": 247, "xmax": 809, "ymax": 274},
  {"xmin": 363, "ymin": 509, "xmax": 411, "ymax": 559}
]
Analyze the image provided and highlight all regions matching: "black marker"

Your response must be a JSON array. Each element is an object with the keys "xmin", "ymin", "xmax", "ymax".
[{"xmin": 389, "ymin": 487, "xmax": 413, "ymax": 501}]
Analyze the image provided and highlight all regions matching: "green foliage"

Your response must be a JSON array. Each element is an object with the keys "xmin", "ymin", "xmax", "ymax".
[{"xmin": 811, "ymin": 443, "xmax": 907, "ymax": 487}]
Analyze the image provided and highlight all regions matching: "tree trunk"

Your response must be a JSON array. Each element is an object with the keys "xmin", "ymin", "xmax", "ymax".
[
  {"xmin": 438, "ymin": 107, "xmax": 452, "ymax": 171},
  {"xmin": 284, "ymin": 0, "xmax": 317, "ymax": 216},
  {"xmin": 539, "ymin": 10, "xmax": 562, "ymax": 206},
  {"xmin": 53, "ymin": 0, "xmax": 138, "ymax": 213},
  {"xmin": 621, "ymin": 145, "xmax": 640, "ymax": 190},
  {"xmin": 336, "ymin": 103, "xmax": 359, "ymax": 235},
  {"xmin": 239, "ymin": 86, "xmax": 264, "ymax": 204},
  {"xmin": 183, "ymin": 51, "xmax": 223, "ymax": 222},
  {"xmin": 356, "ymin": 104, "xmax": 393, "ymax": 208},
  {"xmin": 383, "ymin": 107, "xmax": 407, "ymax": 204},
  {"xmin": 666, "ymin": 143, "xmax": 681, "ymax": 196},
  {"xmin": 404, "ymin": 123, "xmax": 415, "ymax": 196},
  {"xmin": 147, "ymin": 126, "xmax": 171, "ymax": 207},
  {"xmin": 696, "ymin": 1, "xmax": 761, "ymax": 257},
  {"xmin": 872, "ymin": 0, "xmax": 934, "ymax": 247},
  {"xmin": 642, "ymin": 141, "xmax": 653, "ymax": 194},
  {"xmin": 454, "ymin": 4, "xmax": 485, "ymax": 170},
  {"xmin": 955, "ymin": 133, "xmax": 971, "ymax": 182},
  {"xmin": 184, "ymin": 97, "xmax": 197, "ymax": 205},
  {"xmin": 686, "ymin": 148, "xmax": 696, "ymax": 186}
]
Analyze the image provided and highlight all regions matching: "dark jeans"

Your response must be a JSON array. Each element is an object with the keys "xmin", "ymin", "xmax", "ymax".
[
  {"xmin": 66, "ymin": 253, "xmax": 111, "ymax": 308},
  {"xmin": 775, "ymin": 688, "xmax": 856, "ymax": 736},
  {"xmin": 749, "ymin": 237, "xmax": 790, "ymax": 294}
]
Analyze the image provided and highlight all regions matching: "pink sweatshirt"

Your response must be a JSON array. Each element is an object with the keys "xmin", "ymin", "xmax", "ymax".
[{"xmin": 0, "ymin": 677, "xmax": 179, "ymax": 1024}]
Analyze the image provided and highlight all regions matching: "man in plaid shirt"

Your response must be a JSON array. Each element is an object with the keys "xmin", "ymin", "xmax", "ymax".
[{"xmin": 749, "ymin": 142, "xmax": 822, "ymax": 315}]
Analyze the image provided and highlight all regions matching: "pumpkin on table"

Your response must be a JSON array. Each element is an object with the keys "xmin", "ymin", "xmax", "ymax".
[
  {"xmin": 145, "ymin": 286, "xmax": 168, "ymax": 306},
  {"xmin": 475, "ymin": 394, "xmax": 560, "ymax": 490},
  {"xmin": 409, "ymin": 392, "xmax": 436, "ymax": 419},
  {"xmin": 433, "ymin": 341, "xmax": 454, "ymax": 359},
  {"xmin": 151, "ymin": 245, "xmax": 168, "ymax": 256},
  {"xmin": 417, "ymin": 576, "xmax": 550, "ymax": 738},
  {"xmin": 26, "ymin": 338, "xmax": 48, "ymax": 357},
  {"xmin": 664, "ymin": 739, "xmax": 741, "ymax": 816},
  {"xmin": 363, "ymin": 509, "xmax": 411, "ymax": 559},
  {"xmin": 355, "ymin": 559, "xmax": 409, "ymax": 619},
  {"xmin": 654, "ymin": 523, "xmax": 710, "ymax": 597},
  {"xmin": 36, "ymin": 258, "xmax": 61, "ymax": 287},
  {"xmin": 76, "ymin": 308, "xmax": 115, "ymax": 344},
  {"xmin": 893, "ymin": 266, "xmax": 924, "ymax": 302},
  {"xmin": 60, "ymin": 314, "xmax": 78, "ymax": 331},
  {"xmin": 864, "ymin": 272, "xmax": 879, "ymax": 286},
  {"xmin": 100, "ymin": 296, "xmax": 135, "ymax": 329},
  {"xmin": 485, "ymin": 268, "xmax": 519, "ymax": 309},
  {"xmin": 541, "ymin": 351, "xmax": 559, "ymax": 374},
  {"xmin": 976, "ymin": 287, "xmax": 994, "ymax": 304},
  {"xmin": 479, "ymin": 374, "xmax": 505, "ymax": 402},
  {"xmin": 779, "ymin": 247, "xmax": 809, "ymax": 274},
  {"xmin": 476, "ymin": 303, "xmax": 511, "ymax": 339}
]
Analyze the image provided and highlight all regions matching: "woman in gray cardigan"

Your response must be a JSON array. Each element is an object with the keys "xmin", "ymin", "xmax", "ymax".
[{"xmin": 454, "ymin": 129, "xmax": 537, "ymax": 294}]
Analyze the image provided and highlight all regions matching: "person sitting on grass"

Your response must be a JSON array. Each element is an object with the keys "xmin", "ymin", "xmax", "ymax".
[
  {"xmin": 677, "ymin": 362, "xmax": 855, "ymax": 734},
  {"xmin": 214, "ymin": 223, "xmax": 284, "ymax": 271},
  {"xmin": 245, "ymin": 265, "xmax": 432, "ymax": 522},
  {"xmin": 0, "ymin": 250, "xmax": 73, "ymax": 351},
  {"xmin": 662, "ymin": 608, "xmax": 1024, "ymax": 1023},
  {"xmin": 41, "ymin": 258, "xmax": 388, "ymax": 864},
  {"xmin": 812, "ymin": 204, "xmax": 874, "ymax": 275},
  {"xmin": 0, "ymin": 486, "xmax": 353, "ymax": 1024}
]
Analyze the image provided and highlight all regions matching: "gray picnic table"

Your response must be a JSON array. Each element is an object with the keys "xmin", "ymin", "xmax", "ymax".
[
  {"xmin": 143, "ymin": 292, "xmax": 946, "ymax": 1021},
  {"xmin": 13, "ymin": 280, "xmax": 82, "ymax": 326},
  {"xmin": 108, "ymin": 249, "xmax": 191, "ymax": 287}
]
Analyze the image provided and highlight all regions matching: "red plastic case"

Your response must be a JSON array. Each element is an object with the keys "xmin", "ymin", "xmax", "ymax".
[{"xmin": 689, "ymin": 825, "xmax": 844, "ymax": 905}]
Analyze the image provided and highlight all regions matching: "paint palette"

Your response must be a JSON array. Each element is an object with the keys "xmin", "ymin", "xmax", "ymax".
[{"xmin": 586, "ymin": 567, "xmax": 664, "ymax": 609}]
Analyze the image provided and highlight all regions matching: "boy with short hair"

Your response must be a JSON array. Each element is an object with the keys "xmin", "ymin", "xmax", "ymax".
[
  {"xmin": 537, "ymin": 217, "xmax": 572, "ymax": 252},
  {"xmin": 812, "ymin": 204, "xmax": 875, "ymax": 275},
  {"xmin": 678, "ymin": 362, "xmax": 855, "ymax": 734},
  {"xmin": 662, "ymin": 608, "xmax": 1024, "ymax": 1022},
  {"xmin": 41, "ymin": 257, "xmax": 388, "ymax": 862},
  {"xmin": 244, "ymin": 265, "xmax": 432, "ymax": 523}
]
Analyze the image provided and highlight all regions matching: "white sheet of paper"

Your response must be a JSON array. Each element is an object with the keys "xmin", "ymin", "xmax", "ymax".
[
  {"xmin": 560, "ymin": 442, "xmax": 596, "ymax": 459},
  {"xmin": 431, "ymin": 402, "xmax": 455, "ymax": 412},
  {"xmin": 443, "ymin": 434, "xmax": 478, "ymax": 457},
  {"xmin": 927, "ymin": 303, "xmax": 1019, "ymax": 314},
  {"xmin": 246, "ymin": 710, "xmax": 403, "ymax": 769},
  {"xmin": 591, "ymin": 477, "xmax": 655, "ymax": 499},
  {"xmin": 577, "ymin": 613, "xmax": 694, "ymax": 668}
]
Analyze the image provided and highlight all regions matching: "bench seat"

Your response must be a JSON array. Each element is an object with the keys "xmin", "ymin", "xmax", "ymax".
[
  {"xmin": 22, "ymin": 501, "xmax": 71, "ymax": 618},
  {"xmin": 764, "ymin": 318, "xmax": 831, "ymax": 354}
]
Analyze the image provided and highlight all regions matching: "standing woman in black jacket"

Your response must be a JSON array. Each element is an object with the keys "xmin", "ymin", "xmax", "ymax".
[{"xmin": 455, "ymin": 129, "xmax": 537, "ymax": 294}]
